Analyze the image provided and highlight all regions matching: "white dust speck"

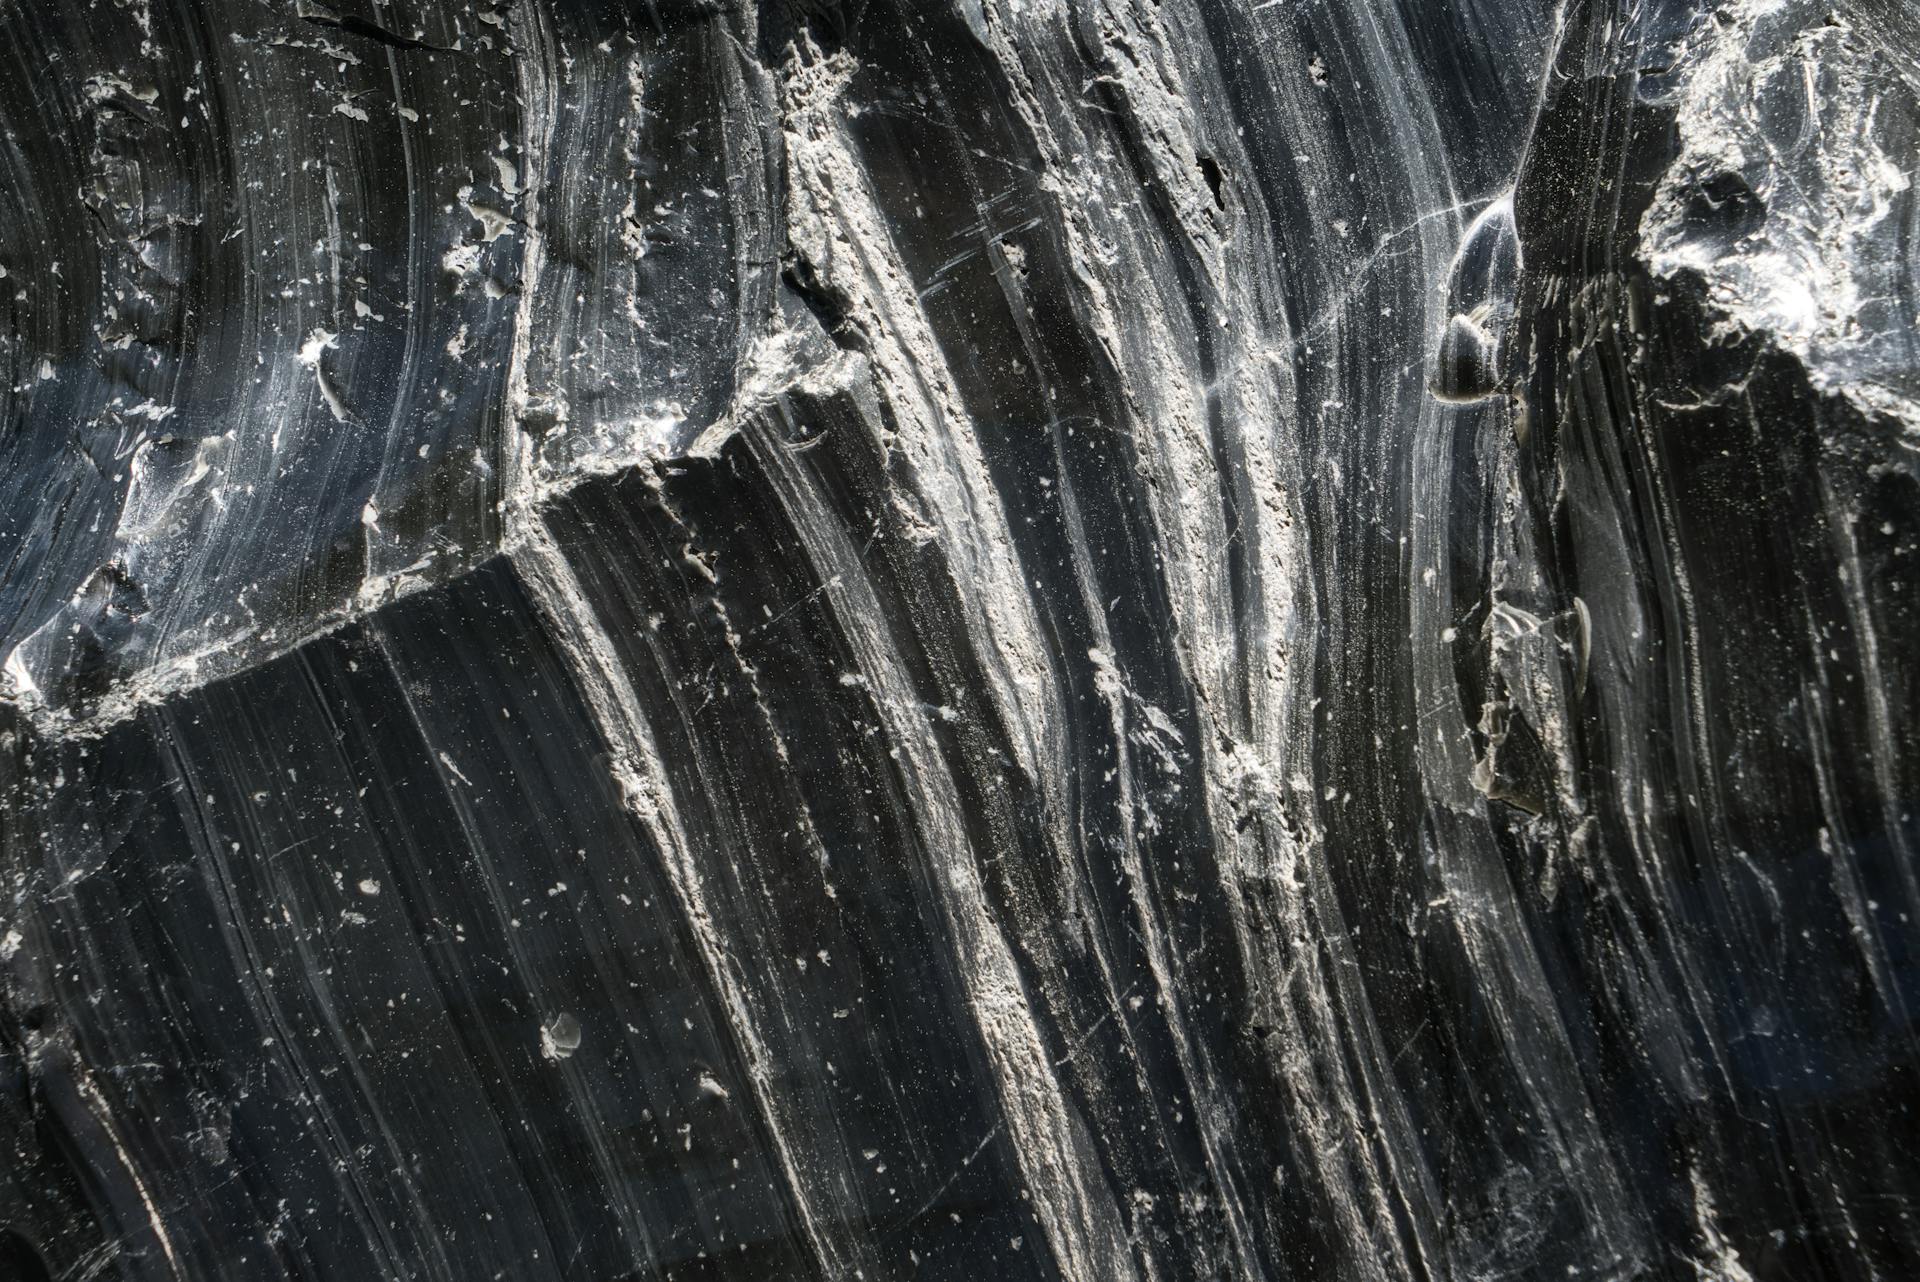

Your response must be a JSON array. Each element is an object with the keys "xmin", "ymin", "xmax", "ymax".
[{"xmin": 296, "ymin": 329, "xmax": 335, "ymax": 367}]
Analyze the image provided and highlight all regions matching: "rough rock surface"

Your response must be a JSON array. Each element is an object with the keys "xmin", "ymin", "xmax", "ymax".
[{"xmin": 1, "ymin": 1, "xmax": 1916, "ymax": 1278}]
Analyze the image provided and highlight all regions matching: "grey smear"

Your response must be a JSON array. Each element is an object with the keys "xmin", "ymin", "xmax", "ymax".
[{"xmin": 1, "ymin": 1, "xmax": 1917, "ymax": 1280}]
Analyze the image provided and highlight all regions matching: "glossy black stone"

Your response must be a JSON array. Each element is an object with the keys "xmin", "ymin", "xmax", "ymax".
[{"xmin": 1, "ymin": 1, "xmax": 1916, "ymax": 1279}]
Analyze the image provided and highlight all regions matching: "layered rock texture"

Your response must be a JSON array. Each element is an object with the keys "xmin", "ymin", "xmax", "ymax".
[{"xmin": 1, "ymin": 1, "xmax": 1916, "ymax": 1278}]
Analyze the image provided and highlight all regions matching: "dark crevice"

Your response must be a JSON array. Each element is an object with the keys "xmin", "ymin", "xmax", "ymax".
[
  {"xmin": 297, "ymin": 3, "xmax": 450, "ymax": 52},
  {"xmin": 1197, "ymin": 154, "xmax": 1226, "ymax": 209},
  {"xmin": 779, "ymin": 258, "xmax": 861, "ymax": 352}
]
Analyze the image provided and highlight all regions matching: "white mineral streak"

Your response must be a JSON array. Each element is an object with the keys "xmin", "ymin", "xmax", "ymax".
[
  {"xmin": 698, "ymin": 30, "xmax": 1134, "ymax": 1280},
  {"xmin": 500, "ymin": 2, "xmax": 559, "ymax": 518},
  {"xmin": 980, "ymin": 3, "xmax": 1420, "ymax": 1275},
  {"xmin": 511, "ymin": 519, "xmax": 859, "ymax": 1278}
]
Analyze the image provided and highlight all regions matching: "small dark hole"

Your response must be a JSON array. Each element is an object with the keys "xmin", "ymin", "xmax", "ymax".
[{"xmin": 1197, "ymin": 156, "xmax": 1226, "ymax": 210}]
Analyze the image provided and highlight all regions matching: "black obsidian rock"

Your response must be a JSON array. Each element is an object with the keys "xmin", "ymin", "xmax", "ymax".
[{"xmin": 1, "ymin": 1, "xmax": 1917, "ymax": 1279}]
